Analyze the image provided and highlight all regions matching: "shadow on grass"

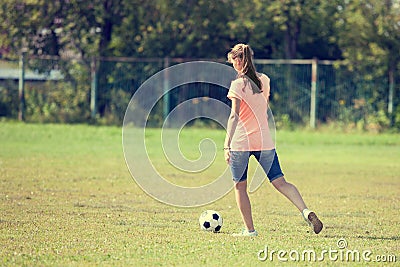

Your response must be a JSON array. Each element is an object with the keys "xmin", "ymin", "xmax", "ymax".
[
  {"xmin": 323, "ymin": 234, "xmax": 400, "ymax": 241},
  {"xmin": 355, "ymin": 235, "xmax": 399, "ymax": 241}
]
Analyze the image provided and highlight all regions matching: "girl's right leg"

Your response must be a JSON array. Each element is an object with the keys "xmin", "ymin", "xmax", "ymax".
[
  {"xmin": 256, "ymin": 150, "xmax": 307, "ymax": 211},
  {"xmin": 271, "ymin": 176, "xmax": 307, "ymax": 212},
  {"xmin": 256, "ymin": 150, "xmax": 323, "ymax": 234},
  {"xmin": 271, "ymin": 177, "xmax": 323, "ymax": 234}
]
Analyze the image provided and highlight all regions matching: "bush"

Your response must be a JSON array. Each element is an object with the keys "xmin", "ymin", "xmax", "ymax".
[{"xmin": 25, "ymin": 80, "xmax": 90, "ymax": 123}]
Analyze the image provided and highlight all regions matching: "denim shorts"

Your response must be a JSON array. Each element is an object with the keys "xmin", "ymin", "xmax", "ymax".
[{"xmin": 229, "ymin": 149, "xmax": 284, "ymax": 183}]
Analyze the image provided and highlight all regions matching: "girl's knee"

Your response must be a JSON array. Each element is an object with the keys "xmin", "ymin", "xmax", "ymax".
[
  {"xmin": 234, "ymin": 180, "xmax": 247, "ymax": 190},
  {"xmin": 272, "ymin": 176, "xmax": 288, "ymax": 189}
]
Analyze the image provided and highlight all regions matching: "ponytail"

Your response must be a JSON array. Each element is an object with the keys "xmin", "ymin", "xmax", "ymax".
[{"xmin": 228, "ymin": 44, "xmax": 262, "ymax": 94}]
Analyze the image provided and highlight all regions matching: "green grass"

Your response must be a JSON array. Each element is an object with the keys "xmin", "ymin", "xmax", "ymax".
[{"xmin": 1, "ymin": 122, "xmax": 399, "ymax": 266}]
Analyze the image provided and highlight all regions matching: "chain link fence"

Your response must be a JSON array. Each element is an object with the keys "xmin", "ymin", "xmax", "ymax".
[{"xmin": 0, "ymin": 56, "xmax": 397, "ymax": 130}]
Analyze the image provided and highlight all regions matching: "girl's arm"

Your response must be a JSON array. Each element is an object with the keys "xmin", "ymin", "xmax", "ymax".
[{"xmin": 224, "ymin": 97, "xmax": 241, "ymax": 163}]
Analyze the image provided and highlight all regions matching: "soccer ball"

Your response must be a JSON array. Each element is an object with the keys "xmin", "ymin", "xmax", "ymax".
[{"xmin": 199, "ymin": 210, "xmax": 223, "ymax": 232}]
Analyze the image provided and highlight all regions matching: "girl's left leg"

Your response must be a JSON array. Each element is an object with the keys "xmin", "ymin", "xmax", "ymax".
[{"xmin": 234, "ymin": 180, "xmax": 255, "ymax": 231}]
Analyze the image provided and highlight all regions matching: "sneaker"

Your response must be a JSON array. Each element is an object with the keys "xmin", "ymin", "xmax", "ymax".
[
  {"xmin": 232, "ymin": 229, "xmax": 258, "ymax": 237},
  {"xmin": 305, "ymin": 212, "xmax": 323, "ymax": 234}
]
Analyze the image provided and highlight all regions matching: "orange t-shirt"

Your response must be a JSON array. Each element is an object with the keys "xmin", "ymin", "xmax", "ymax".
[{"xmin": 227, "ymin": 74, "xmax": 274, "ymax": 151}]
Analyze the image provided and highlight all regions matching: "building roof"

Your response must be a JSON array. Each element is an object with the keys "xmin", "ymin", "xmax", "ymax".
[{"xmin": 0, "ymin": 68, "xmax": 63, "ymax": 81}]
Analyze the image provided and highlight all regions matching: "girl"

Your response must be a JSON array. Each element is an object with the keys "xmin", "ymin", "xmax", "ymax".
[{"xmin": 224, "ymin": 44, "xmax": 323, "ymax": 237}]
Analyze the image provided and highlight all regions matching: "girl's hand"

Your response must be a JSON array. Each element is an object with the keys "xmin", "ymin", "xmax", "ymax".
[{"xmin": 224, "ymin": 149, "xmax": 230, "ymax": 164}]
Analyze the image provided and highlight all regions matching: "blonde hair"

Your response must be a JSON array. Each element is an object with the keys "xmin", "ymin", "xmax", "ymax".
[{"xmin": 227, "ymin": 44, "xmax": 262, "ymax": 94}]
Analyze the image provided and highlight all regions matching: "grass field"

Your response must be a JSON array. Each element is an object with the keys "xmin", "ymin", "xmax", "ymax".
[{"xmin": 1, "ymin": 122, "xmax": 399, "ymax": 266}]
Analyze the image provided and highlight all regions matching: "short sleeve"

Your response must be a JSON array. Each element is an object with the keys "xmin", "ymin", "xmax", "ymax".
[
  {"xmin": 261, "ymin": 74, "xmax": 270, "ymax": 99},
  {"xmin": 227, "ymin": 79, "xmax": 245, "ymax": 100}
]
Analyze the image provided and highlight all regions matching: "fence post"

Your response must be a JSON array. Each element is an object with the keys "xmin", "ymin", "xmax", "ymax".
[
  {"xmin": 90, "ymin": 57, "xmax": 97, "ymax": 119},
  {"xmin": 163, "ymin": 57, "xmax": 170, "ymax": 126},
  {"xmin": 388, "ymin": 67, "xmax": 394, "ymax": 112},
  {"xmin": 388, "ymin": 66, "xmax": 396, "ymax": 127},
  {"xmin": 18, "ymin": 51, "xmax": 26, "ymax": 121},
  {"xmin": 310, "ymin": 58, "xmax": 317, "ymax": 128}
]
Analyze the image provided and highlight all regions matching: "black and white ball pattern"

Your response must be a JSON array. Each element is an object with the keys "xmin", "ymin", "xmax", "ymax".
[{"xmin": 199, "ymin": 210, "xmax": 223, "ymax": 232}]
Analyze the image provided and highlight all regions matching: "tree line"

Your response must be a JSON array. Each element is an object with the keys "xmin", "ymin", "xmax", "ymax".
[
  {"xmin": 1, "ymin": 1, "xmax": 399, "ymax": 60},
  {"xmin": 0, "ymin": 0, "xmax": 399, "ymax": 128}
]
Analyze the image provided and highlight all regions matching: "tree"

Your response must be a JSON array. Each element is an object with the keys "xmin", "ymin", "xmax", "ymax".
[
  {"xmin": 336, "ymin": 0, "xmax": 400, "ymax": 125},
  {"xmin": 0, "ymin": 0, "xmax": 64, "ymax": 57},
  {"xmin": 120, "ymin": 0, "xmax": 233, "ymax": 58},
  {"xmin": 1, "ymin": 0, "xmax": 398, "ymax": 127}
]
